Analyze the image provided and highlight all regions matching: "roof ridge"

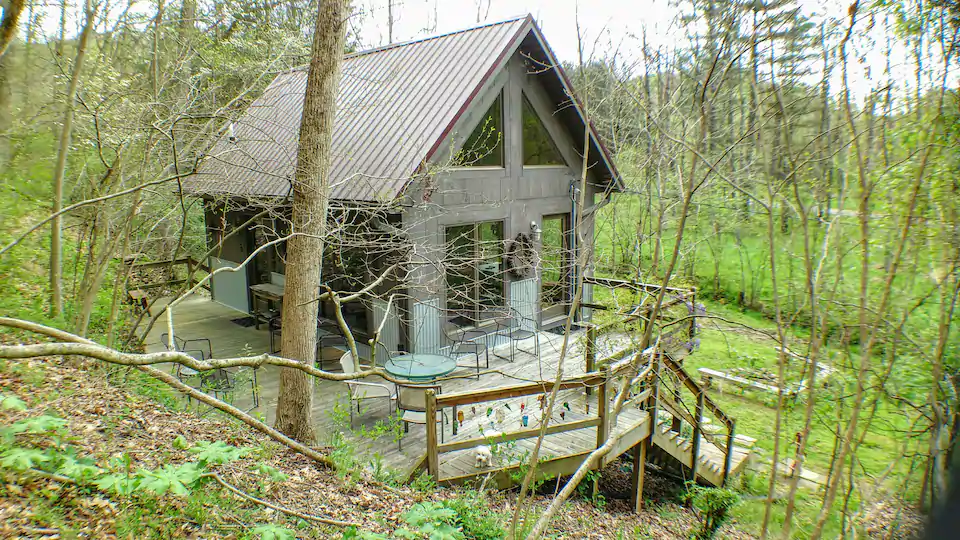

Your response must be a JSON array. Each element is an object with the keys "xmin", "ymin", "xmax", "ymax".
[
  {"xmin": 282, "ymin": 14, "xmax": 531, "ymax": 74},
  {"xmin": 345, "ymin": 14, "xmax": 530, "ymax": 59}
]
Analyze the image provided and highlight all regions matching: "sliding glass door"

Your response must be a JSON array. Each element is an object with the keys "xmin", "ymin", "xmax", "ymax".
[
  {"xmin": 540, "ymin": 214, "xmax": 570, "ymax": 322},
  {"xmin": 445, "ymin": 221, "xmax": 505, "ymax": 321}
]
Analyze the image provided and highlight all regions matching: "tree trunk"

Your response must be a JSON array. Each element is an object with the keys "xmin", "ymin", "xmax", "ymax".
[
  {"xmin": 0, "ymin": 0, "xmax": 25, "ymax": 60},
  {"xmin": 0, "ymin": 54, "xmax": 11, "ymax": 170},
  {"xmin": 50, "ymin": 0, "xmax": 96, "ymax": 317},
  {"xmin": 274, "ymin": 0, "xmax": 350, "ymax": 443}
]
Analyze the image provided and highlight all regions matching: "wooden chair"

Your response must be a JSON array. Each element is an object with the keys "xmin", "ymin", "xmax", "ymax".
[
  {"xmin": 396, "ymin": 383, "xmax": 447, "ymax": 450},
  {"xmin": 339, "ymin": 351, "xmax": 396, "ymax": 427}
]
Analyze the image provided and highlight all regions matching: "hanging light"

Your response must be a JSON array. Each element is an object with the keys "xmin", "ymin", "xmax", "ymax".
[{"xmin": 530, "ymin": 221, "xmax": 542, "ymax": 242}]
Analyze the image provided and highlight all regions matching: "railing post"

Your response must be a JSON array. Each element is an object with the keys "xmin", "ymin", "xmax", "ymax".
[
  {"xmin": 425, "ymin": 389, "xmax": 439, "ymax": 479},
  {"xmin": 596, "ymin": 366, "xmax": 610, "ymax": 452},
  {"xmin": 722, "ymin": 420, "xmax": 736, "ymax": 486},
  {"xmin": 585, "ymin": 325, "xmax": 597, "ymax": 396},
  {"xmin": 690, "ymin": 390, "xmax": 704, "ymax": 483},
  {"xmin": 186, "ymin": 258, "xmax": 194, "ymax": 288},
  {"xmin": 649, "ymin": 352, "xmax": 662, "ymax": 440}
]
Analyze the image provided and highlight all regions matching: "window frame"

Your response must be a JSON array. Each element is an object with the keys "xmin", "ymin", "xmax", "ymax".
[
  {"xmin": 443, "ymin": 220, "xmax": 506, "ymax": 321},
  {"xmin": 453, "ymin": 91, "xmax": 505, "ymax": 169},
  {"xmin": 520, "ymin": 92, "xmax": 567, "ymax": 168}
]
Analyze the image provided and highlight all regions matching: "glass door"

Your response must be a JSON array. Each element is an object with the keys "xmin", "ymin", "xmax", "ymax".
[{"xmin": 540, "ymin": 214, "xmax": 570, "ymax": 323}]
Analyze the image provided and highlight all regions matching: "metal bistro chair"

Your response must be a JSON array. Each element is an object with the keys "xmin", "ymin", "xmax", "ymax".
[
  {"xmin": 442, "ymin": 318, "xmax": 488, "ymax": 379},
  {"xmin": 340, "ymin": 351, "xmax": 396, "ymax": 427},
  {"xmin": 494, "ymin": 308, "xmax": 541, "ymax": 362},
  {"xmin": 396, "ymin": 383, "xmax": 447, "ymax": 450},
  {"xmin": 160, "ymin": 333, "xmax": 211, "ymax": 384}
]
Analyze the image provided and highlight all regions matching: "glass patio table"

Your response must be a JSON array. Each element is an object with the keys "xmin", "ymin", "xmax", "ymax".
[{"xmin": 384, "ymin": 353, "xmax": 458, "ymax": 382}]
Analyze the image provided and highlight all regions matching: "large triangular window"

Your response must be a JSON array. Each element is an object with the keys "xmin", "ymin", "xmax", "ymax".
[
  {"xmin": 522, "ymin": 94, "xmax": 565, "ymax": 166},
  {"xmin": 458, "ymin": 93, "xmax": 503, "ymax": 167}
]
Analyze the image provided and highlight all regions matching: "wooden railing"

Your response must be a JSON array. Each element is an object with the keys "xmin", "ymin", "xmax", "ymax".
[
  {"xmin": 654, "ymin": 353, "xmax": 737, "ymax": 485},
  {"xmin": 423, "ymin": 344, "xmax": 645, "ymax": 480},
  {"xmin": 124, "ymin": 257, "xmax": 211, "ymax": 292},
  {"xmin": 418, "ymin": 282, "xmax": 736, "ymax": 486}
]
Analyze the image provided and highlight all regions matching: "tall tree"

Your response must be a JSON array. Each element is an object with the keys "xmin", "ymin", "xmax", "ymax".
[
  {"xmin": 274, "ymin": 0, "xmax": 350, "ymax": 442},
  {"xmin": 50, "ymin": 0, "xmax": 96, "ymax": 317}
]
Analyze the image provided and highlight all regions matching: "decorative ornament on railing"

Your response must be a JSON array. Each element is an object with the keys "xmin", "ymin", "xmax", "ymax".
[{"xmin": 506, "ymin": 232, "xmax": 536, "ymax": 279}]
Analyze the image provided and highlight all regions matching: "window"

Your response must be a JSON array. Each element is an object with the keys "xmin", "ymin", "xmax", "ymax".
[
  {"xmin": 445, "ymin": 222, "xmax": 505, "ymax": 319},
  {"xmin": 540, "ymin": 214, "xmax": 570, "ymax": 308},
  {"xmin": 522, "ymin": 94, "xmax": 565, "ymax": 166},
  {"xmin": 458, "ymin": 93, "xmax": 504, "ymax": 167}
]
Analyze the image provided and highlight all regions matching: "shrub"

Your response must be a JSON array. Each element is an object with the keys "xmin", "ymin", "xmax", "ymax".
[{"xmin": 681, "ymin": 482, "xmax": 740, "ymax": 539}]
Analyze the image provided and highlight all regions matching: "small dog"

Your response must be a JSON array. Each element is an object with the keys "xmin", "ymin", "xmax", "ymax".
[
  {"xmin": 475, "ymin": 430, "xmax": 501, "ymax": 468},
  {"xmin": 475, "ymin": 445, "xmax": 493, "ymax": 468}
]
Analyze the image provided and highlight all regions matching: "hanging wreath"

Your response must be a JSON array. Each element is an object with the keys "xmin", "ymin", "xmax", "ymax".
[{"xmin": 506, "ymin": 233, "xmax": 536, "ymax": 279}]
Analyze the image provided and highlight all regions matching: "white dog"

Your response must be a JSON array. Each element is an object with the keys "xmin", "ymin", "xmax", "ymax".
[
  {"xmin": 475, "ymin": 445, "xmax": 493, "ymax": 468},
  {"xmin": 475, "ymin": 430, "xmax": 501, "ymax": 468}
]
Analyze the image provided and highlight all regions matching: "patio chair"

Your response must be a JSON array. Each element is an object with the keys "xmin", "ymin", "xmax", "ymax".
[
  {"xmin": 396, "ymin": 383, "xmax": 447, "ymax": 450},
  {"xmin": 339, "ymin": 351, "xmax": 396, "ymax": 427},
  {"xmin": 494, "ymin": 308, "xmax": 540, "ymax": 362},
  {"xmin": 200, "ymin": 368, "xmax": 235, "ymax": 403},
  {"xmin": 441, "ymin": 321, "xmax": 487, "ymax": 379},
  {"xmin": 160, "ymin": 333, "xmax": 211, "ymax": 384}
]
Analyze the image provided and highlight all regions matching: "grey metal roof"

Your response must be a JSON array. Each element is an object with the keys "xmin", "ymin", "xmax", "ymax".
[{"xmin": 186, "ymin": 15, "xmax": 620, "ymax": 202}]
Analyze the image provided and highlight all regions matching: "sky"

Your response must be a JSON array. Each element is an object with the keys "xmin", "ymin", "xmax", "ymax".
[
  {"xmin": 350, "ymin": 0, "xmax": 951, "ymax": 102},
  {"xmin": 31, "ymin": 0, "xmax": 953, "ymax": 101}
]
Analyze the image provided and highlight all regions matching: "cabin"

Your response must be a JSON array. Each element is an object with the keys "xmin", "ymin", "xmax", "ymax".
[{"xmin": 183, "ymin": 15, "xmax": 621, "ymax": 358}]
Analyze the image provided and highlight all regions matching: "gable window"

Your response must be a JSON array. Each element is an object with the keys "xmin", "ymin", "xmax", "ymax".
[
  {"xmin": 445, "ymin": 221, "xmax": 505, "ymax": 320},
  {"xmin": 522, "ymin": 94, "xmax": 565, "ymax": 166},
  {"xmin": 458, "ymin": 93, "xmax": 504, "ymax": 167}
]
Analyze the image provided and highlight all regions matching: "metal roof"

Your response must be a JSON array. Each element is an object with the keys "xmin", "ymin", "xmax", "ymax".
[{"xmin": 185, "ymin": 15, "xmax": 620, "ymax": 202}]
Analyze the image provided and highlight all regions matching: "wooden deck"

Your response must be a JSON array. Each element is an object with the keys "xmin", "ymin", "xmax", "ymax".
[{"xmin": 144, "ymin": 295, "xmax": 751, "ymax": 487}]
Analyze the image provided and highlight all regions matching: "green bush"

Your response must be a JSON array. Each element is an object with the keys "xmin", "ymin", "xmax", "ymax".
[{"xmin": 681, "ymin": 482, "xmax": 740, "ymax": 539}]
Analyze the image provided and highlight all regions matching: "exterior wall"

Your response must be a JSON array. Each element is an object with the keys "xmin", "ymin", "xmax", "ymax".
[{"xmin": 401, "ymin": 53, "xmax": 608, "ymax": 352}]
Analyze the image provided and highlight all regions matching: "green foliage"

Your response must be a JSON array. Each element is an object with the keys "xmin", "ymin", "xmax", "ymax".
[
  {"xmin": 250, "ymin": 524, "xmax": 297, "ymax": 540},
  {"xmin": 189, "ymin": 440, "xmax": 252, "ymax": 465},
  {"xmin": 0, "ymin": 447, "xmax": 53, "ymax": 470},
  {"xmin": 397, "ymin": 502, "xmax": 463, "ymax": 540},
  {"xmin": 410, "ymin": 471, "xmax": 438, "ymax": 493},
  {"xmin": 137, "ymin": 463, "xmax": 205, "ymax": 496},
  {"xmin": 575, "ymin": 470, "xmax": 607, "ymax": 509},
  {"xmin": 7, "ymin": 414, "xmax": 69, "ymax": 436},
  {"xmin": 251, "ymin": 463, "xmax": 289, "ymax": 483},
  {"xmin": 440, "ymin": 492, "xmax": 504, "ymax": 540},
  {"xmin": 0, "ymin": 393, "xmax": 27, "ymax": 411},
  {"xmin": 681, "ymin": 482, "xmax": 740, "ymax": 539}
]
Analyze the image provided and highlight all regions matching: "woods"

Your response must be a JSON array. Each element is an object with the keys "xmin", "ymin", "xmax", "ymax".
[{"xmin": 0, "ymin": 0, "xmax": 958, "ymax": 538}]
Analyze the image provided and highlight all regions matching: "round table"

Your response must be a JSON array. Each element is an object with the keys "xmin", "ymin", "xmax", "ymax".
[{"xmin": 384, "ymin": 353, "xmax": 458, "ymax": 382}]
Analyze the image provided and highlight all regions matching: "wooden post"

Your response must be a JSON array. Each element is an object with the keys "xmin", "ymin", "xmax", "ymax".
[
  {"xmin": 650, "ymin": 353, "xmax": 662, "ymax": 439},
  {"xmin": 722, "ymin": 420, "xmax": 736, "ymax": 486},
  {"xmin": 186, "ymin": 258, "xmax": 194, "ymax": 288},
  {"xmin": 585, "ymin": 324, "xmax": 597, "ymax": 396},
  {"xmin": 631, "ymin": 439, "xmax": 647, "ymax": 512},
  {"xmin": 425, "ymin": 389, "xmax": 439, "ymax": 479},
  {"xmin": 596, "ymin": 366, "xmax": 610, "ymax": 450},
  {"xmin": 690, "ymin": 391, "xmax": 704, "ymax": 483},
  {"xmin": 688, "ymin": 288, "xmax": 697, "ymax": 338}
]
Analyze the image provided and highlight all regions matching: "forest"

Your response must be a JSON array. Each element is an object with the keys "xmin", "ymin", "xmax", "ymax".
[{"xmin": 0, "ymin": 0, "xmax": 958, "ymax": 538}]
